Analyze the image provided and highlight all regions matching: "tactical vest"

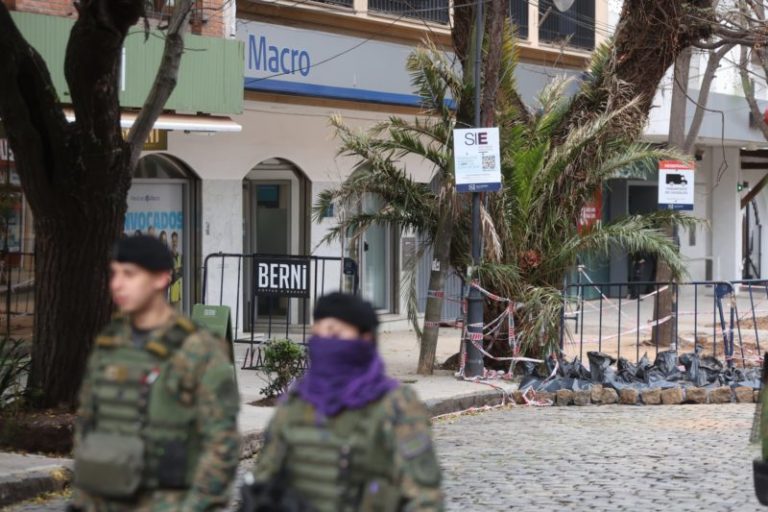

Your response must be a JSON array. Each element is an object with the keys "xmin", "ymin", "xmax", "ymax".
[
  {"xmin": 75, "ymin": 316, "xmax": 202, "ymax": 498},
  {"xmin": 279, "ymin": 395, "xmax": 403, "ymax": 512}
]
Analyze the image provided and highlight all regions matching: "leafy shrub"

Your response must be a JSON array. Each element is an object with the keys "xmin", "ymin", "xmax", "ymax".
[
  {"xmin": 0, "ymin": 337, "xmax": 29, "ymax": 411},
  {"xmin": 260, "ymin": 339, "xmax": 306, "ymax": 399}
]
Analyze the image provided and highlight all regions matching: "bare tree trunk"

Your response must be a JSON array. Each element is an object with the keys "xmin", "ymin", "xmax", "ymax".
[
  {"xmin": 417, "ymin": 201, "xmax": 454, "ymax": 374},
  {"xmin": 652, "ymin": 49, "xmax": 691, "ymax": 347},
  {"xmin": 0, "ymin": 0, "xmax": 193, "ymax": 408}
]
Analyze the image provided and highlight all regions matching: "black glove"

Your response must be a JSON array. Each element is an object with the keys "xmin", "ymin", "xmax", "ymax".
[
  {"xmin": 65, "ymin": 505, "xmax": 84, "ymax": 512},
  {"xmin": 755, "ymin": 459, "xmax": 768, "ymax": 506}
]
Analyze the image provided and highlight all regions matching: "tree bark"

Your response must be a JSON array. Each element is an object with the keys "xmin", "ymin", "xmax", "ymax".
[
  {"xmin": 651, "ymin": 49, "xmax": 691, "ymax": 347},
  {"xmin": 417, "ymin": 200, "xmax": 454, "ymax": 375},
  {"xmin": 0, "ymin": 0, "xmax": 192, "ymax": 408}
]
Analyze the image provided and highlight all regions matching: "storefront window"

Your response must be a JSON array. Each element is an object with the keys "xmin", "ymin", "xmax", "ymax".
[{"xmin": 129, "ymin": 154, "xmax": 197, "ymax": 312}]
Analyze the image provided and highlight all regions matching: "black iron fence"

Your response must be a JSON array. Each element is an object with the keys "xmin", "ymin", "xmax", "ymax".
[
  {"xmin": 368, "ymin": 0, "xmax": 450, "ymax": 24},
  {"xmin": 202, "ymin": 253, "xmax": 358, "ymax": 370},
  {"xmin": 0, "ymin": 252, "xmax": 34, "ymax": 340},
  {"xmin": 561, "ymin": 277, "xmax": 768, "ymax": 369}
]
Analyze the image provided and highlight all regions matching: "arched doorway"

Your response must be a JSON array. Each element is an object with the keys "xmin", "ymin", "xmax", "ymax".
[
  {"xmin": 124, "ymin": 153, "xmax": 200, "ymax": 313},
  {"xmin": 243, "ymin": 158, "xmax": 310, "ymax": 322}
]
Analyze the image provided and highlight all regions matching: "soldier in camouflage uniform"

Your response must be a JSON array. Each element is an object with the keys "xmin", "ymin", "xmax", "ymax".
[
  {"xmin": 243, "ymin": 292, "xmax": 443, "ymax": 512},
  {"xmin": 69, "ymin": 235, "xmax": 240, "ymax": 512}
]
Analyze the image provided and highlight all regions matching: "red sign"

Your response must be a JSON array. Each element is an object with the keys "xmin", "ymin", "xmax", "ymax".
[{"xmin": 578, "ymin": 189, "xmax": 602, "ymax": 234}]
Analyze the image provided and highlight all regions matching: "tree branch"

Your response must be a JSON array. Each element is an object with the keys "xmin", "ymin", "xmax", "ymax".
[
  {"xmin": 739, "ymin": 45, "xmax": 768, "ymax": 140},
  {"xmin": 684, "ymin": 44, "xmax": 735, "ymax": 152},
  {"xmin": 127, "ymin": 0, "xmax": 194, "ymax": 165},
  {"xmin": 0, "ymin": 2, "xmax": 69, "ymax": 209},
  {"xmin": 65, "ymin": 0, "xmax": 144, "ymax": 163}
]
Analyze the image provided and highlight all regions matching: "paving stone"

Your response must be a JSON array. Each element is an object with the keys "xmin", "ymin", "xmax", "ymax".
[
  {"xmin": 600, "ymin": 387, "xmax": 619, "ymax": 405},
  {"xmin": 710, "ymin": 386, "xmax": 734, "ymax": 404},
  {"xmin": 640, "ymin": 388, "xmax": 662, "ymax": 405},
  {"xmin": 431, "ymin": 400, "xmax": 762, "ymax": 512},
  {"xmin": 620, "ymin": 388, "xmax": 639, "ymax": 405},
  {"xmin": 573, "ymin": 390, "xmax": 591, "ymax": 406},
  {"xmin": 735, "ymin": 386, "xmax": 755, "ymax": 403},
  {"xmin": 555, "ymin": 389, "xmax": 574, "ymax": 406},
  {"xmin": 590, "ymin": 384, "xmax": 604, "ymax": 404},
  {"xmin": 684, "ymin": 387, "xmax": 708, "ymax": 404},
  {"xmin": 535, "ymin": 391, "xmax": 554, "ymax": 405},
  {"xmin": 661, "ymin": 387, "xmax": 684, "ymax": 405}
]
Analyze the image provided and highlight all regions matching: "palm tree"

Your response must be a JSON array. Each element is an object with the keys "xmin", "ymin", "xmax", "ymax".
[{"xmin": 315, "ymin": 34, "xmax": 698, "ymax": 373}]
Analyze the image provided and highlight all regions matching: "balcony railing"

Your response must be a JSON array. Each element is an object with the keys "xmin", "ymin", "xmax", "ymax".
[
  {"xmin": 538, "ymin": 0, "xmax": 595, "ymax": 50},
  {"xmin": 368, "ymin": 0, "xmax": 450, "ymax": 25},
  {"xmin": 508, "ymin": 0, "xmax": 529, "ymax": 40},
  {"xmin": 312, "ymin": 0, "xmax": 354, "ymax": 7}
]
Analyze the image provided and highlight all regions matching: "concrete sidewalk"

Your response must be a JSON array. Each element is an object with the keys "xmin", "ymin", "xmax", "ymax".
[
  {"xmin": 0, "ymin": 453, "xmax": 72, "ymax": 507},
  {"xmin": 236, "ymin": 327, "xmax": 518, "ymax": 455},
  {"xmin": 0, "ymin": 327, "xmax": 517, "ymax": 507}
]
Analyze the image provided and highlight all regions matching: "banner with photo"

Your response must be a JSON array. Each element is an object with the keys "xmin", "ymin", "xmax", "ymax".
[{"xmin": 123, "ymin": 183, "xmax": 184, "ymax": 307}]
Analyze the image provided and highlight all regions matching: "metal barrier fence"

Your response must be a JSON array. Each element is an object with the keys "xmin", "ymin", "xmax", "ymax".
[
  {"xmin": 0, "ymin": 251, "xmax": 34, "ymax": 339},
  {"xmin": 561, "ymin": 277, "xmax": 768, "ymax": 369},
  {"xmin": 202, "ymin": 253, "xmax": 357, "ymax": 369}
]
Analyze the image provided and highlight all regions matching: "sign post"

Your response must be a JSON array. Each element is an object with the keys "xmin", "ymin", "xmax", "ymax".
[{"xmin": 658, "ymin": 160, "xmax": 694, "ymax": 211}]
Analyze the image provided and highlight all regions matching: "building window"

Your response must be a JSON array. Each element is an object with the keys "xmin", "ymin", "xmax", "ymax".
[
  {"xmin": 538, "ymin": 0, "xmax": 595, "ymax": 50},
  {"xmin": 509, "ymin": 0, "xmax": 529, "ymax": 40},
  {"xmin": 368, "ymin": 0, "xmax": 450, "ymax": 25},
  {"xmin": 311, "ymin": 0, "xmax": 354, "ymax": 7}
]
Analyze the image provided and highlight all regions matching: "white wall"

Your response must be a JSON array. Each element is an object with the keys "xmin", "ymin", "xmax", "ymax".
[
  {"xmin": 679, "ymin": 152, "xmax": 712, "ymax": 281},
  {"xmin": 710, "ymin": 146, "xmax": 743, "ymax": 281}
]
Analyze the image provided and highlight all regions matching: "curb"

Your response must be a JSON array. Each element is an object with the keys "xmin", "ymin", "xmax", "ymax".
[
  {"xmin": 239, "ymin": 387, "xmax": 510, "ymax": 459},
  {"xmin": 0, "ymin": 463, "xmax": 72, "ymax": 508}
]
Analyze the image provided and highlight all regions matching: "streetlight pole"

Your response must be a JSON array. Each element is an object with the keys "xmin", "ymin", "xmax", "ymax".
[{"xmin": 464, "ymin": 0, "xmax": 485, "ymax": 378}]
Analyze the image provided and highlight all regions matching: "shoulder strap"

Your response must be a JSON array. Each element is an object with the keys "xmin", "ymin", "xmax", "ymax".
[
  {"xmin": 146, "ymin": 316, "xmax": 198, "ymax": 358},
  {"xmin": 94, "ymin": 315, "xmax": 129, "ymax": 348}
]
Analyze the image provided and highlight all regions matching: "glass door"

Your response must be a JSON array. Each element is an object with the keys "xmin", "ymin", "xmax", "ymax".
[
  {"xmin": 361, "ymin": 196, "xmax": 391, "ymax": 311},
  {"xmin": 247, "ymin": 181, "xmax": 291, "ymax": 317}
]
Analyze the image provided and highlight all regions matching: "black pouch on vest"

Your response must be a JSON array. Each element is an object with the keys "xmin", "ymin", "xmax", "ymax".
[
  {"xmin": 157, "ymin": 439, "xmax": 189, "ymax": 489},
  {"xmin": 239, "ymin": 471, "xmax": 317, "ymax": 512},
  {"xmin": 756, "ymin": 459, "xmax": 768, "ymax": 506}
]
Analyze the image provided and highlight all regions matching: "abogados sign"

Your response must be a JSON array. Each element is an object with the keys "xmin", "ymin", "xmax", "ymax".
[{"xmin": 254, "ymin": 257, "xmax": 311, "ymax": 298}]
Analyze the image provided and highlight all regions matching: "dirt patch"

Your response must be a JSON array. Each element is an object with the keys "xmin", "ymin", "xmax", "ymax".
[
  {"xmin": 0, "ymin": 409, "xmax": 75, "ymax": 456},
  {"xmin": 738, "ymin": 315, "xmax": 768, "ymax": 330},
  {"xmin": 248, "ymin": 397, "xmax": 278, "ymax": 407}
]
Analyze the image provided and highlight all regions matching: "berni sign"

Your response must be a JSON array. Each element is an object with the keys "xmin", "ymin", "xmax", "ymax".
[{"xmin": 254, "ymin": 258, "xmax": 311, "ymax": 298}]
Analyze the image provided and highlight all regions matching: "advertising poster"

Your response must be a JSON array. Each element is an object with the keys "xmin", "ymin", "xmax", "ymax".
[
  {"xmin": 453, "ymin": 127, "xmax": 502, "ymax": 192},
  {"xmin": 0, "ymin": 137, "xmax": 22, "ymax": 253},
  {"xmin": 658, "ymin": 160, "xmax": 694, "ymax": 211},
  {"xmin": 123, "ymin": 183, "xmax": 184, "ymax": 308}
]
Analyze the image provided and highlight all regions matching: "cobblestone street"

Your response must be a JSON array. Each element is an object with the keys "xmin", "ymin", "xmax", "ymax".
[
  {"xmin": 434, "ymin": 403, "xmax": 763, "ymax": 512},
  {"xmin": 13, "ymin": 403, "xmax": 765, "ymax": 511}
]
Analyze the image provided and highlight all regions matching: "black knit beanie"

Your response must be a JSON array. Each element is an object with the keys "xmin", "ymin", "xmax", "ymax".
[
  {"xmin": 113, "ymin": 235, "xmax": 174, "ymax": 272},
  {"xmin": 313, "ymin": 292, "xmax": 379, "ymax": 335}
]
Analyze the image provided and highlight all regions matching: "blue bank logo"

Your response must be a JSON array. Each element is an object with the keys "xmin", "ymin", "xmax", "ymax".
[{"xmin": 248, "ymin": 34, "xmax": 311, "ymax": 77}]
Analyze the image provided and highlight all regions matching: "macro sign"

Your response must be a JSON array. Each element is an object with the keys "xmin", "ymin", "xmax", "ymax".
[
  {"xmin": 453, "ymin": 127, "xmax": 502, "ymax": 192},
  {"xmin": 254, "ymin": 257, "xmax": 311, "ymax": 298},
  {"xmin": 658, "ymin": 160, "xmax": 694, "ymax": 211}
]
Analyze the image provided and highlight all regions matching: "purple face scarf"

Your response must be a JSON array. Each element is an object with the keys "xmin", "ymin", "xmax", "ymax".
[{"xmin": 293, "ymin": 335, "xmax": 399, "ymax": 417}]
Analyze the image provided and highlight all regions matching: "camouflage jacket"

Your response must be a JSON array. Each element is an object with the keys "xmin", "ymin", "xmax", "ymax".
[
  {"xmin": 252, "ymin": 386, "xmax": 444, "ymax": 512},
  {"xmin": 72, "ymin": 313, "xmax": 241, "ymax": 512}
]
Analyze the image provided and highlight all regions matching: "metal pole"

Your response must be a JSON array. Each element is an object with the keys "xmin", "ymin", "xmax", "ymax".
[{"xmin": 464, "ymin": 0, "xmax": 485, "ymax": 378}]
